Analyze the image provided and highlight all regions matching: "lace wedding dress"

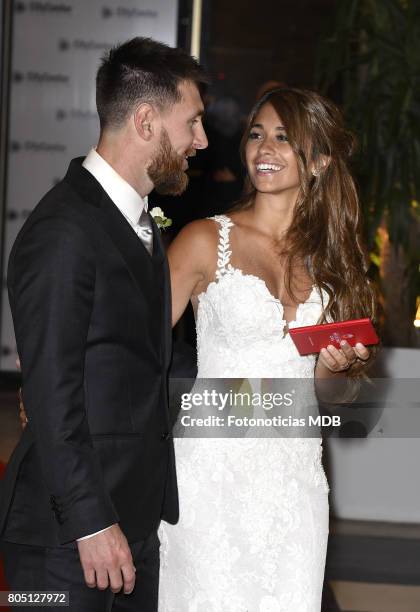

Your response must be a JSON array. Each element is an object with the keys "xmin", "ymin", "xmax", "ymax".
[{"xmin": 159, "ymin": 215, "xmax": 330, "ymax": 611}]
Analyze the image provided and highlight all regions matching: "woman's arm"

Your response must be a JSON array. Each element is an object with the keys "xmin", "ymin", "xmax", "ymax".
[{"xmin": 167, "ymin": 219, "xmax": 219, "ymax": 327}]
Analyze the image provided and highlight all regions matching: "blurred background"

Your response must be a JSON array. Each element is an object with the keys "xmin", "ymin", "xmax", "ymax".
[{"xmin": 0, "ymin": 1, "xmax": 420, "ymax": 610}]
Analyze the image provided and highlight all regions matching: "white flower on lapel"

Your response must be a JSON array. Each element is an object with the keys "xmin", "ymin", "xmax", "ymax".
[{"xmin": 149, "ymin": 207, "xmax": 172, "ymax": 230}]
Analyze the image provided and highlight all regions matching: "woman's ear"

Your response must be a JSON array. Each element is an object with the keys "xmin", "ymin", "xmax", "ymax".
[
  {"xmin": 133, "ymin": 103, "xmax": 158, "ymax": 142},
  {"xmin": 311, "ymin": 154, "xmax": 330, "ymax": 177}
]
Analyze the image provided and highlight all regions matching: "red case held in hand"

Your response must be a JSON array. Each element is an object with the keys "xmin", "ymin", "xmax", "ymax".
[{"xmin": 289, "ymin": 317, "xmax": 379, "ymax": 356}]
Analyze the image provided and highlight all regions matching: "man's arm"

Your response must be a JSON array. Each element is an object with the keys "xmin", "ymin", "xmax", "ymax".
[
  {"xmin": 10, "ymin": 216, "xmax": 116, "ymax": 541},
  {"xmin": 9, "ymin": 216, "xmax": 135, "ymax": 593}
]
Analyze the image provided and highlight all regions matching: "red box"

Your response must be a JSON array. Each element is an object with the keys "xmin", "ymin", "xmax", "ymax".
[{"xmin": 289, "ymin": 318, "xmax": 379, "ymax": 356}]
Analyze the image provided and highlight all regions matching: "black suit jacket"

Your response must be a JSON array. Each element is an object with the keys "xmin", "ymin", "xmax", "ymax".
[{"xmin": 0, "ymin": 158, "xmax": 178, "ymax": 547}]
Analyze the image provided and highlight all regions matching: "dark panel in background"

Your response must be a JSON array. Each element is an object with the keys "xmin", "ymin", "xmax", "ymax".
[{"xmin": 202, "ymin": 0, "xmax": 334, "ymax": 111}]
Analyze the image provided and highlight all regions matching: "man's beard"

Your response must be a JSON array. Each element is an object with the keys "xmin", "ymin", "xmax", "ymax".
[{"xmin": 147, "ymin": 129, "xmax": 192, "ymax": 196}]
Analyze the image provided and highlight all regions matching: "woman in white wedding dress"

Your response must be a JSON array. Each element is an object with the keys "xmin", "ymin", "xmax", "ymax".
[{"xmin": 159, "ymin": 88, "xmax": 376, "ymax": 611}]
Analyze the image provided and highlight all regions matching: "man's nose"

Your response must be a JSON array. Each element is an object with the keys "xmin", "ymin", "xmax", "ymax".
[{"xmin": 194, "ymin": 124, "xmax": 208, "ymax": 150}]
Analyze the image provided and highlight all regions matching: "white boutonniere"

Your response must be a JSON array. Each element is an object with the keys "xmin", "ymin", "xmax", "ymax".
[{"xmin": 149, "ymin": 207, "xmax": 172, "ymax": 230}]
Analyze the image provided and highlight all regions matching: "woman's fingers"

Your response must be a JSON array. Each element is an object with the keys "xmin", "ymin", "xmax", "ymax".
[
  {"xmin": 320, "ymin": 341, "xmax": 371, "ymax": 373},
  {"xmin": 354, "ymin": 342, "xmax": 370, "ymax": 361},
  {"xmin": 328, "ymin": 344, "xmax": 351, "ymax": 370},
  {"xmin": 341, "ymin": 340, "xmax": 370, "ymax": 363},
  {"xmin": 320, "ymin": 345, "xmax": 348, "ymax": 372}
]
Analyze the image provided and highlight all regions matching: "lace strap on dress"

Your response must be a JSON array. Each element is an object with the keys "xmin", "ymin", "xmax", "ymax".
[{"xmin": 210, "ymin": 214, "xmax": 234, "ymax": 279}]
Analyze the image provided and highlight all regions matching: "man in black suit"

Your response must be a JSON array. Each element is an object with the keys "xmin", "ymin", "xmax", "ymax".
[{"xmin": 0, "ymin": 37, "xmax": 207, "ymax": 611}]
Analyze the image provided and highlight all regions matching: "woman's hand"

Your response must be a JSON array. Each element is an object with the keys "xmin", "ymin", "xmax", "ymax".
[
  {"xmin": 315, "ymin": 340, "xmax": 370, "ymax": 378},
  {"xmin": 16, "ymin": 358, "xmax": 28, "ymax": 430},
  {"xmin": 18, "ymin": 388, "xmax": 28, "ymax": 430}
]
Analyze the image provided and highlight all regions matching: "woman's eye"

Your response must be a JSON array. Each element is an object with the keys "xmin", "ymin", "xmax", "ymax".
[
  {"xmin": 248, "ymin": 131, "xmax": 261, "ymax": 140},
  {"xmin": 277, "ymin": 133, "xmax": 288, "ymax": 142}
]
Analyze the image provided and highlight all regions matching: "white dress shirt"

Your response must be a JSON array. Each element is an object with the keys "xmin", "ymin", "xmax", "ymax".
[
  {"xmin": 77, "ymin": 149, "xmax": 149, "ymax": 542},
  {"xmin": 82, "ymin": 147, "xmax": 148, "ymax": 224}
]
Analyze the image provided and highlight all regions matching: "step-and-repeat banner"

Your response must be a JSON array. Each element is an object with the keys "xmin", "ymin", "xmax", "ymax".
[{"xmin": 0, "ymin": 0, "xmax": 178, "ymax": 370}]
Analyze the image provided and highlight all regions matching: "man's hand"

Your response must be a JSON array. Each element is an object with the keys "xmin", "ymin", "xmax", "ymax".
[{"xmin": 77, "ymin": 524, "xmax": 136, "ymax": 594}]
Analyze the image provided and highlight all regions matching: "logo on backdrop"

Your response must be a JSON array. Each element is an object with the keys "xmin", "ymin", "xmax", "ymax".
[
  {"xmin": 101, "ymin": 6, "xmax": 158, "ymax": 19},
  {"xmin": 10, "ymin": 141, "xmax": 67, "ymax": 153},
  {"xmin": 6, "ymin": 209, "xmax": 32, "ymax": 222},
  {"xmin": 56, "ymin": 109, "xmax": 97, "ymax": 121},
  {"xmin": 15, "ymin": 2, "xmax": 72, "ymax": 14},
  {"xmin": 1, "ymin": 345, "xmax": 14, "ymax": 358},
  {"xmin": 58, "ymin": 39, "xmax": 112, "ymax": 52},
  {"xmin": 13, "ymin": 71, "xmax": 70, "ymax": 84}
]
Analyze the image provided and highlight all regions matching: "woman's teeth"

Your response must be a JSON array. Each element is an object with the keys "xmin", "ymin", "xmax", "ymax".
[{"xmin": 256, "ymin": 163, "xmax": 282, "ymax": 172}]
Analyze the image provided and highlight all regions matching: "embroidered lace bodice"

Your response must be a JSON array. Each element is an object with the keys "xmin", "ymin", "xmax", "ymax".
[
  {"xmin": 196, "ymin": 215, "xmax": 328, "ymax": 379},
  {"xmin": 159, "ymin": 215, "xmax": 329, "ymax": 612}
]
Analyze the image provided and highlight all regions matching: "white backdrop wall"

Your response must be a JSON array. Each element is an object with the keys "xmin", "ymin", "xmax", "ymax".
[
  {"xmin": 328, "ymin": 348, "xmax": 420, "ymax": 523},
  {"xmin": 0, "ymin": 0, "xmax": 178, "ymax": 370}
]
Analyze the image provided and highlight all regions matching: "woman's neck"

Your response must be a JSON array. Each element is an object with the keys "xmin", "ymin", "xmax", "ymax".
[{"xmin": 246, "ymin": 189, "xmax": 299, "ymax": 240}]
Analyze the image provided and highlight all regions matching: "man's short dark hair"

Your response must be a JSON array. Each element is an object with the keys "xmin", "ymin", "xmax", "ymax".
[{"xmin": 96, "ymin": 37, "xmax": 208, "ymax": 130}]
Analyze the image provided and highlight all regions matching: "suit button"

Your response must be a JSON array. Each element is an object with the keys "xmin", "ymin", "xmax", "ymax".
[{"xmin": 161, "ymin": 432, "xmax": 170, "ymax": 441}]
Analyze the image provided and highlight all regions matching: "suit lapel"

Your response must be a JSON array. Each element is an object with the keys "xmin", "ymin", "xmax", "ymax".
[
  {"xmin": 96, "ymin": 195, "xmax": 173, "ymax": 413},
  {"xmin": 161, "ymin": 251, "xmax": 172, "ymax": 369},
  {"xmin": 65, "ymin": 157, "xmax": 162, "ymax": 296},
  {"xmin": 96, "ymin": 192, "xmax": 158, "ymax": 293},
  {"xmin": 150, "ymin": 214, "xmax": 165, "ymax": 262},
  {"xmin": 64, "ymin": 157, "xmax": 172, "ymax": 363},
  {"xmin": 150, "ymin": 216, "xmax": 172, "ymax": 368}
]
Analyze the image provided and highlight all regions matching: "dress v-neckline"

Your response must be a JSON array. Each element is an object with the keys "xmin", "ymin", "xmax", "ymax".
[
  {"xmin": 231, "ymin": 266, "xmax": 316, "ymax": 311},
  {"xmin": 199, "ymin": 266, "xmax": 317, "ymax": 332}
]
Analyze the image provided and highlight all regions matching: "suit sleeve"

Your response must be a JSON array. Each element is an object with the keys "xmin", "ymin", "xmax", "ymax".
[{"xmin": 8, "ymin": 215, "xmax": 119, "ymax": 544}]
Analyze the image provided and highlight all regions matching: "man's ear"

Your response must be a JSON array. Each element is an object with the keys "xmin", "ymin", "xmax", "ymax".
[
  {"xmin": 134, "ymin": 103, "xmax": 158, "ymax": 142},
  {"xmin": 311, "ymin": 154, "xmax": 330, "ymax": 177}
]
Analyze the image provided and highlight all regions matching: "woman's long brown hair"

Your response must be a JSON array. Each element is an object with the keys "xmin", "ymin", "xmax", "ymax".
[{"xmin": 232, "ymin": 88, "xmax": 378, "ymax": 375}]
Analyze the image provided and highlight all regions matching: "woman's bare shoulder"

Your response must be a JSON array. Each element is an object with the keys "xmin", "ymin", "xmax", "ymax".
[{"xmin": 168, "ymin": 218, "xmax": 220, "ymax": 256}]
